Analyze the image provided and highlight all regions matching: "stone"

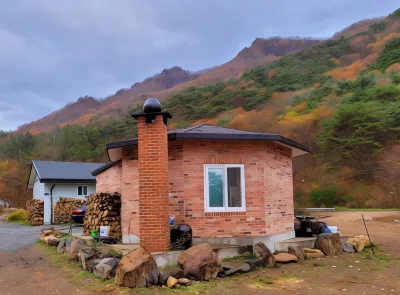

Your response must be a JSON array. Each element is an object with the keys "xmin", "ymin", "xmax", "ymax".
[
  {"xmin": 79, "ymin": 247, "xmax": 99, "ymax": 271},
  {"xmin": 245, "ymin": 259, "xmax": 266, "ymax": 270},
  {"xmin": 342, "ymin": 242, "xmax": 356, "ymax": 253},
  {"xmin": 305, "ymin": 251, "xmax": 325, "ymax": 259},
  {"xmin": 178, "ymin": 278, "xmax": 190, "ymax": 286},
  {"xmin": 346, "ymin": 236, "xmax": 370, "ymax": 253},
  {"xmin": 46, "ymin": 236, "xmax": 59, "ymax": 247},
  {"xmin": 315, "ymin": 233, "xmax": 342, "ymax": 256},
  {"xmin": 159, "ymin": 267, "xmax": 184, "ymax": 285},
  {"xmin": 220, "ymin": 263, "xmax": 251, "ymax": 277},
  {"xmin": 288, "ymin": 245, "xmax": 306, "ymax": 261},
  {"xmin": 68, "ymin": 239, "xmax": 86, "ymax": 261},
  {"xmin": 40, "ymin": 229, "xmax": 53, "ymax": 241},
  {"xmin": 304, "ymin": 248, "xmax": 321, "ymax": 253},
  {"xmin": 167, "ymin": 276, "xmax": 178, "ymax": 288},
  {"xmin": 115, "ymin": 247, "xmax": 159, "ymax": 288},
  {"xmin": 273, "ymin": 253, "xmax": 298, "ymax": 263},
  {"xmin": 253, "ymin": 242, "xmax": 275, "ymax": 267},
  {"xmin": 177, "ymin": 244, "xmax": 221, "ymax": 281},
  {"xmin": 43, "ymin": 235, "xmax": 53, "ymax": 244},
  {"xmin": 93, "ymin": 258, "xmax": 120, "ymax": 280},
  {"xmin": 57, "ymin": 238, "xmax": 73, "ymax": 254}
]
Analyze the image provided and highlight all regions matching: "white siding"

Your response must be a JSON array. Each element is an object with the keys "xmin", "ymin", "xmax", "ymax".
[
  {"xmin": 41, "ymin": 183, "xmax": 96, "ymax": 224},
  {"xmin": 33, "ymin": 176, "xmax": 45, "ymax": 200}
]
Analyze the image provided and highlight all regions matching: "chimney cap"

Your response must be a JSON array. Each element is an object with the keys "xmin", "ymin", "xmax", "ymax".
[{"xmin": 143, "ymin": 98, "xmax": 162, "ymax": 113}]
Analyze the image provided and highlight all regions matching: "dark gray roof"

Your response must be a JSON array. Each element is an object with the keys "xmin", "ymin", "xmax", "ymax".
[
  {"xmin": 32, "ymin": 160, "xmax": 106, "ymax": 183},
  {"xmin": 91, "ymin": 161, "xmax": 119, "ymax": 176},
  {"xmin": 106, "ymin": 123, "xmax": 311, "ymax": 153}
]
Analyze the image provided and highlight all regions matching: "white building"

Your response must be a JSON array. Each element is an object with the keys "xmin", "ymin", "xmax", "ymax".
[{"xmin": 27, "ymin": 160, "xmax": 106, "ymax": 224}]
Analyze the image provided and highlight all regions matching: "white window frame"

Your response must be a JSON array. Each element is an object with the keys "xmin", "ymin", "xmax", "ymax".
[
  {"xmin": 204, "ymin": 164, "xmax": 246, "ymax": 212},
  {"xmin": 77, "ymin": 185, "xmax": 88, "ymax": 197}
]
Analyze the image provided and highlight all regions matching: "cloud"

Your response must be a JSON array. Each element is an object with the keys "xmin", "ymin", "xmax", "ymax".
[{"xmin": 0, "ymin": 0, "xmax": 398, "ymax": 130}]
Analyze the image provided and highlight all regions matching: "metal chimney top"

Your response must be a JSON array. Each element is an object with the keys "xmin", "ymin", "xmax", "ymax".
[{"xmin": 131, "ymin": 98, "xmax": 172, "ymax": 124}]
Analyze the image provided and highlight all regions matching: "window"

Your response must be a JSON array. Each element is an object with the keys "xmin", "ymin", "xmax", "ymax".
[
  {"xmin": 204, "ymin": 164, "xmax": 245, "ymax": 212},
  {"xmin": 77, "ymin": 185, "xmax": 88, "ymax": 197}
]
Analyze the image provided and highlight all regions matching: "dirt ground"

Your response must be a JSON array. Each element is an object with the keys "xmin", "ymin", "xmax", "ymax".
[{"xmin": 0, "ymin": 210, "xmax": 399, "ymax": 295}]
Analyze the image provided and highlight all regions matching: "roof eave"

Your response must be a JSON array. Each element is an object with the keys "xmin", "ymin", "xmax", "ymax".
[{"xmin": 40, "ymin": 179, "xmax": 97, "ymax": 184}]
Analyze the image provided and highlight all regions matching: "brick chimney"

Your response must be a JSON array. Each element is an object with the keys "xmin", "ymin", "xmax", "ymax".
[{"xmin": 131, "ymin": 98, "xmax": 172, "ymax": 252}]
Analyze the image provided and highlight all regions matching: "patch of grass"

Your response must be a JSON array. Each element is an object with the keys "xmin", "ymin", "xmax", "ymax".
[
  {"xmin": 222, "ymin": 253, "xmax": 257, "ymax": 262},
  {"xmin": 13, "ymin": 220, "xmax": 32, "ymax": 226},
  {"xmin": 107, "ymin": 249, "xmax": 123, "ymax": 259},
  {"xmin": 6, "ymin": 209, "xmax": 28, "ymax": 223}
]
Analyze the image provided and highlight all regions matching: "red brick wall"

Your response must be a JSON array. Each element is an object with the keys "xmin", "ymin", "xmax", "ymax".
[
  {"xmin": 121, "ymin": 146, "xmax": 139, "ymax": 243},
  {"xmin": 95, "ymin": 161, "xmax": 122, "ymax": 194},
  {"xmin": 180, "ymin": 140, "xmax": 293, "ymax": 239},
  {"xmin": 137, "ymin": 115, "xmax": 170, "ymax": 252},
  {"xmin": 96, "ymin": 138, "xmax": 294, "ymax": 244}
]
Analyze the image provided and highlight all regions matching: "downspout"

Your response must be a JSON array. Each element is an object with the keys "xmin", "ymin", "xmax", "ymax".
[{"xmin": 50, "ymin": 180, "xmax": 56, "ymax": 224}]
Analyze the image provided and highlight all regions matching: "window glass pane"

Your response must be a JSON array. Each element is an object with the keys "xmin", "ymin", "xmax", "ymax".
[
  {"xmin": 83, "ymin": 186, "xmax": 88, "ymax": 195},
  {"xmin": 227, "ymin": 167, "xmax": 242, "ymax": 207},
  {"xmin": 208, "ymin": 168, "xmax": 224, "ymax": 207},
  {"xmin": 78, "ymin": 186, "xmax": 82, "ymax": 195}
]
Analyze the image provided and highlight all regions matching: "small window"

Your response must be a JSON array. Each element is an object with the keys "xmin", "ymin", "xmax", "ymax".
[
  {"xmin": 204, "ymin": 164, "xmax": 245, "ymax": 212},
  {"xmin": 77, "ymin": 185, "xmax": 88, "ymax": 197}
]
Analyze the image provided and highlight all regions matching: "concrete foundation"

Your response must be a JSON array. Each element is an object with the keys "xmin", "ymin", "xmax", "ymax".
[
  {"xmin": 274, "ymin": 237, "xmax": 317, "ymax": 252},
  {"xmin": 193, "ymin": 231, "xmax": 295, "ymax": 252}
]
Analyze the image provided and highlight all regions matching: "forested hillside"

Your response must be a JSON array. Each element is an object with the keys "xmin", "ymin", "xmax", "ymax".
[{"xmin": 1, "ymin": 8, "xmax": 400, "ymax": 208}]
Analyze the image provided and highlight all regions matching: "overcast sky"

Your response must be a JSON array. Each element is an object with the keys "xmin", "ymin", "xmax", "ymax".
[{"xmin": 0, "ymin": 1, "xmax": 398, "ymax": 131}]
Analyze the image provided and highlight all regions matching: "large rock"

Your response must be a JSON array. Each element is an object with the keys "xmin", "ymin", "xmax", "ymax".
[
  {"xmin": 68, "ymin": 239, "xmax": 86, "ymax": 261},
  {"xmin": 43, "ymin": 235, "xmax": 59, "ymax": 246},
  {"xmin": 305, "ymin": 251, "xmax": 324, "ymax": 259},
  {"xmin": 115, "ymin": 247, "xmax": 159, "ymax": 288},
  {"xmin": 346, "ymin": 235, "xmax": 370, "ymax": 252},
  {"xmin": 177, "ymin": 244, "xmax": 221, "ymax": 281},
  {"xmin": 219, "ymin": 263, "xmax": 251, "ymax": 277},
  {"xmin": 57, "ymin": 238, "xmax": 73, "ymax": 254},
  {"xmin": 79, "ymin": 247, "xmax": 99, "ymax": 271},
  {"xmin": 253, "ymin": 242, "xmax": 275, "ymax": 267},
  {"xmin": 315, "ymin": 233, "xmax": 342, "ymax": 256},
  {"xmin": 93, "ymin": 258, "xmax": 120, "ymax": 280},
  {"xmin": 273, "ymin": 253, "xmax": 298, "ymax": 263},
  {"xmin": 245, "ymin": 259, "xmax": 265, "ymax": 270},
  {"xmin": 342, "ymin": 242, "xmax": 356, "ymax": 253},
  {"xmin": 159, "ymin": 267, "xmax": 184, "ymax": 285},
  {"xmin": 288, "ymin": 245, "xmax": 306, "ymax": 261},
  {"xmin": 40, "ymin": 229, "xmax": 54, "ymax": 241},
  {"xmin": 167, "ymin": 276, "xmax": 178, "ymax": 288}
]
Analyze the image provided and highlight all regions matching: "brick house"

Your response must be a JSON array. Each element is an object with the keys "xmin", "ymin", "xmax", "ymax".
[{"xmin": 92, "ymin": 98, "xmax": 311, "ymax": 252}]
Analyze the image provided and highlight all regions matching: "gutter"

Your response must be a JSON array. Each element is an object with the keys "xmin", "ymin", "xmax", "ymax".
[{"xmin": 50, "ymin": 179, "xmax": 56, "ymax": 224}]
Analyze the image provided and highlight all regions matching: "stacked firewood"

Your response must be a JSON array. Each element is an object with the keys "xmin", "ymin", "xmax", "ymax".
[
  {"xmin": 83, "ymin": 192, "xmax": 122, "ymax": 239},
  {"xmin": 54, "ymin": 198, "xmax": 86, "ymax": 224},
  {"xmin": 26, "ymin": 199, "xmax": 44, "ymax": 226}
]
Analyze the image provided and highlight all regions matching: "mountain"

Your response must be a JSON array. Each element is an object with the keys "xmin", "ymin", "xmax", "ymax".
[
  {"xmin": 17, "ymin": 38, "xmax": 320, "ymax": 134},
  {"xmin": 3, "ymin": 8, "xmax": 400, "ymax": 209}
]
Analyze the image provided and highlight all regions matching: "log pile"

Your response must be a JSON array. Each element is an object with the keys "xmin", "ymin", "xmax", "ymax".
[
  {"xmin": 83, "ymin": 193, "xmax": 122, "ymax": 239},
  {"xmin": 26, "ymin": 199, "xmax": 44, "ymax": 226},
  {"xmin": 54, "ymin": 198, "xmax": 86, "ymax": 224}
]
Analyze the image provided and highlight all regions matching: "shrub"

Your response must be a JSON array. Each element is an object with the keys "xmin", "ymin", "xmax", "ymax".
[
  {"xmin": 6, "ymin": 209, "xmax": 28, "ymax": 222},
  {"xmin": 309, "ymin": 187, "xmax": 343, "ymax": 207},
  {"xmin": 369, "ymin": 21, "xmax": 387, "ymax": 34}
]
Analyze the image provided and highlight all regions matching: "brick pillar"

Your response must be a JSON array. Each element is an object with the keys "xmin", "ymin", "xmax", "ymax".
[{"xmin": 137, "ymin": 114, "xmax": 170, "ymax": 252}]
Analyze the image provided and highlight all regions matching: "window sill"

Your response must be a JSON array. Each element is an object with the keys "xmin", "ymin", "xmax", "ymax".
[{"xmin": 205, "ymin": 211, "xmax": 247, "ymax": 217}]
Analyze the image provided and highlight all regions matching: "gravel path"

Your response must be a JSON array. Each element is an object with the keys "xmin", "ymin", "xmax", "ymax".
[{"xmin": 0, "ymin": 221, "xmax": 69, "ymax": 252}]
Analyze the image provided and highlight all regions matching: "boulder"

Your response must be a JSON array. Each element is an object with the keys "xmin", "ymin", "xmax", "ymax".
[
  {"xmin": 288, "ymin": 245, "xmax": 306, "ymax": 261},
  {"xmin": 47, "ymin": 236, "xmax": 60, "ymax": 247},
  {"xmin": 167, "ymin": 276, "xmax": 178, "ymax": 288},
  {"xmin": 178, "ymin": 278, "xmax": 190, "ymax": 286},
  {"xmin": 253, "ymin": 242, "xmax": 275, "ymax": 267},
  {"xmin": 57, "ymin": 238, "xmax": 73, "ymax": 254},
  {"xmin": 177, "ymin": 244, "xmax": 221, "ymax": 281},
  {"xmin": 219, "ymin": 263, "xmax": 251, "ymax": 277},
  {"xmin": 68, "ymin": 239, "xmax": 86, "ymax": 261},
  {"xmin": 159, "ymin": 267, "xmax": 184, "ymax": 285},
  {"xmin": 79, "ymin": 247, "xmax": 99, "ymax": 271},
  {"xmin": 115, "ymin": 247, "xmax": 159, "ymax": 288},
  {"xmin": 245, "ymin": 258, "xmax": 266, "ymax": 270},
  {"xmin": 305, "ymin": 249, "xmax": 324, "ymax": 259},
  {"xmin": 342, "ymin": 242, "xmax": 356, "ymax": 253},
  {"xmin": 273, "ymin": 253, "xmax": 298, "ymax": 263},
  {"xmin": 40, "ymin": 229, "xmax": 54, "ymax": 241},
  {"xmin": 346, "ymin": 235, "xmax": 370, "ymax": 252},
  {"xmin": 93, "ymin": 258, "xmax": 120, "ymax": 280},
  {"xmin": 315, "ymin": 233, "xmax": 342, "ymax": 256}
]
